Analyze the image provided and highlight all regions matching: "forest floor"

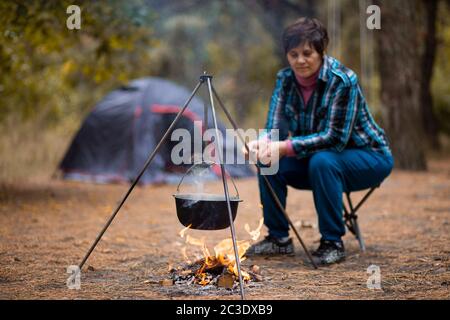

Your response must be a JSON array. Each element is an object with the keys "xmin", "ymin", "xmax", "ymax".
[{"xmin": 0, "ymin": 157, "xmax": 449, "ymax": 300}]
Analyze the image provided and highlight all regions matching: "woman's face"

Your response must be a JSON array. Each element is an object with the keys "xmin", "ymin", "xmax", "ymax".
[{"xmin": 286, "ymin": 42, "xmax": 323, "ymax": 78}]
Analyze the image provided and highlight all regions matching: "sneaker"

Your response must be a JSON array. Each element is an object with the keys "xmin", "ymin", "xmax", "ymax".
[
  {"xmin": 246, "ymin": 235, "xmax": 294, "ymax": 256},
  {"xmin": 312, "ymin": 240, "xmax": 346, "ymax": 265}
]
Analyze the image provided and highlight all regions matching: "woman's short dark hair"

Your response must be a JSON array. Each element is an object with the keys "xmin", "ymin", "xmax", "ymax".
[{"xmin": 282, "ymin": 17, "xmax": 329, "ymax": 56}]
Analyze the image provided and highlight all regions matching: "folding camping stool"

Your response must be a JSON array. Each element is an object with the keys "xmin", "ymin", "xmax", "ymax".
[{"xmin": 342, "ymin": 185, "xmax": 380, "ymax": 252}]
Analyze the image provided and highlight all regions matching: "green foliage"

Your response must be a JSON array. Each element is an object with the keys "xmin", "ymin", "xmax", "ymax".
[{"xmin": 0, "ymin": 0, "xmax": 157, "ymax": 125}]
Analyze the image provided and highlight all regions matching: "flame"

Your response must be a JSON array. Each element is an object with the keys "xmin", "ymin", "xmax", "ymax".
[
  {"xmin": 185, "ymin": 235, "xmax": 211, "ymax": 259},
  {"xmin": 179, "ymin": 224, "xmax": 192, "ymax": 238},
  {"xmin": 178, "ymin": 227, "xmax": 252, "ymax": 285},
  {"xmin": 211, "ymin": 238, "xmax": 251, "ymax": 280},
  {"xmin": 185, "ymin": 234, "xmax": 205, "ymax": 247},
  {"xmin": 244, "ymin": 218, "xmax": 264, "ymax": 241},
  {"xmin": 198, "ymin": 273, "xmax": 209, "ymax": 285},
  {"xmin": 213, "ymin": 238, "xmax": 250, "ymax": 264},
  {"xmin": 181, "ymin": 247, "xmax": 191, "ymax": 264}
]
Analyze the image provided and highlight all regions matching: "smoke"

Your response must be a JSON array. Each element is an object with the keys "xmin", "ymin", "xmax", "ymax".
[{"xmin": 177, "ymin": 162, "xmax": 212, "ymax": 207}]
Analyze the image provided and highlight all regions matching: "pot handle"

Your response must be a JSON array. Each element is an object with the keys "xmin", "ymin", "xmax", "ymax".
[{"xmin": 176, "ymin": 161, "xmax": 240, "ymax": 199}]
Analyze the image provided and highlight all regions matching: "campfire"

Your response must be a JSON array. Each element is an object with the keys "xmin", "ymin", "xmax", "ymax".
[{"xmin": 167, "ymin": 222, "xmax": 264, "ymax": 289}]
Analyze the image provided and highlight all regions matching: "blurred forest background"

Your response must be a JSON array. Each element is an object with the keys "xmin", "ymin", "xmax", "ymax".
[{"xmin": 0, "ymin": 0, "xmax": 449, "ymax": 183}]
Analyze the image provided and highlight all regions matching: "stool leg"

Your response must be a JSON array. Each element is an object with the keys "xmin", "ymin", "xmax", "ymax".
[
  {"xmin": 343, "ymin": 203, "xmax": 356, "ymax": 235},
  {"xmin": 345, "ymin": 191, "xmax": 374, "ymax": 252},
  {"xmin": 352, "ymin": 217, "xmax": 366, "ymax": 252},
  {"xmin": 345, "ymin": 193, "xmax": 365, "ymax": 252}
]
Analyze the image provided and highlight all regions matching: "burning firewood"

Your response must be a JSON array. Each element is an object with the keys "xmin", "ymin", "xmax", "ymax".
[
  {"xmin": 169, "ymin": 256, "xmax": 258, "ymax": 288},
  {"xmin": 172, "ymin": 227, "xmax": 261, "ymax": 289},
  {"xmin": 217, "ymin": 272, "xmax": 235, "ymax": 288}
]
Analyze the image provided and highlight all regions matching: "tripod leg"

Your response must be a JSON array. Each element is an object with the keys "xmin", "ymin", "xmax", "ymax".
[
  {"xmin": 211, "ymin": 85, "xmax": 318, "ymax": 269},
  {"xmin": 77, "ymin": 80, "xmax": 204, "ymax": 272},
  {"xmin": 206, "ymin": 77, "xmax": 246, "ymax": 300}
]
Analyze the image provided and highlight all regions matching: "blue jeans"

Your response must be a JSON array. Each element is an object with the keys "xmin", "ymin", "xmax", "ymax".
[{"xmin": 258, "ymin": 149, "xmax": 394, "ymax": 242}]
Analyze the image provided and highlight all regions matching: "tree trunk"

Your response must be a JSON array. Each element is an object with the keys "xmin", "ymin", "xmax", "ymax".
[
  {"xmin": 375, "ymin": 0, "xmax": 427, "ymax": 170},
  {"xmin": 420, "ymin": 0, "xmax": 440, "ymax": 150}
]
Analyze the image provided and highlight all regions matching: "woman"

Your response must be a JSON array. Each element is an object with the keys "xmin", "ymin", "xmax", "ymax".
[{"xmin": 245, "ymin": 17, "xmax": 394, "ymax": 265}]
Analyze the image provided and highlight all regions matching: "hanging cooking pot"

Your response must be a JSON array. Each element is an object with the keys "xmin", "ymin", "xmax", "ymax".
[{"xmin": 173, "ymin": 162, "xmax": 242, "ymax": 230}]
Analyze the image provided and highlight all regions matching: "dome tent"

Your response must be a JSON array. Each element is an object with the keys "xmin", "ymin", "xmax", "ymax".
[{"xmin": 59, "ymin": 77, "xmax": 254, "ymax": 185}]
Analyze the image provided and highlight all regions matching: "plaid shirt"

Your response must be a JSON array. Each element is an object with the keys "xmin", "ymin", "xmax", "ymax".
[{"xmin": 264, "ymin": 55, "xmax": 392, "ymax": 158}]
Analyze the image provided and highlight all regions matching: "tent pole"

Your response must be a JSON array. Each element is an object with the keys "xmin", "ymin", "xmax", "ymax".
[{"xmin": 77, "ymin": 80, "xmax": 204, "ymax": 272}]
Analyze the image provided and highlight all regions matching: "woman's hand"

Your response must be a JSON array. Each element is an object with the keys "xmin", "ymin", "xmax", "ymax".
[
  {"xmin": 241, "ymin": 139, "xmax": 267, "ymax": 155},
  {"xmin": 257, "ymin": 141, "xmax": 288, "ymax": 165},
  {"xmin": 242, "ymin": 139, "xmax": 267, "ymax": 163},
  {"xmin": 242, "ymin": 140, "xmax": 288, "ymax": 165}
]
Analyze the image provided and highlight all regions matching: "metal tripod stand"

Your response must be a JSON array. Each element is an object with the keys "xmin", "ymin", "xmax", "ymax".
[{"xmin": 76, "ymin": 72, "xmax": 317, "ymax": 301}]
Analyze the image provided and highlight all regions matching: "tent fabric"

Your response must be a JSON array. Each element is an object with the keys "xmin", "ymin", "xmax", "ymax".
[{"xmin": 59, "ymin": 77, "xmax": 254, "ymax": 185}]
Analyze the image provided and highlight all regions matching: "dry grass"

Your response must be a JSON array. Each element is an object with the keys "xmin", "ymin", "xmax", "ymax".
[{"xmin": 0, "ymin": 116, "xmax": 80, "ymax": 183}]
